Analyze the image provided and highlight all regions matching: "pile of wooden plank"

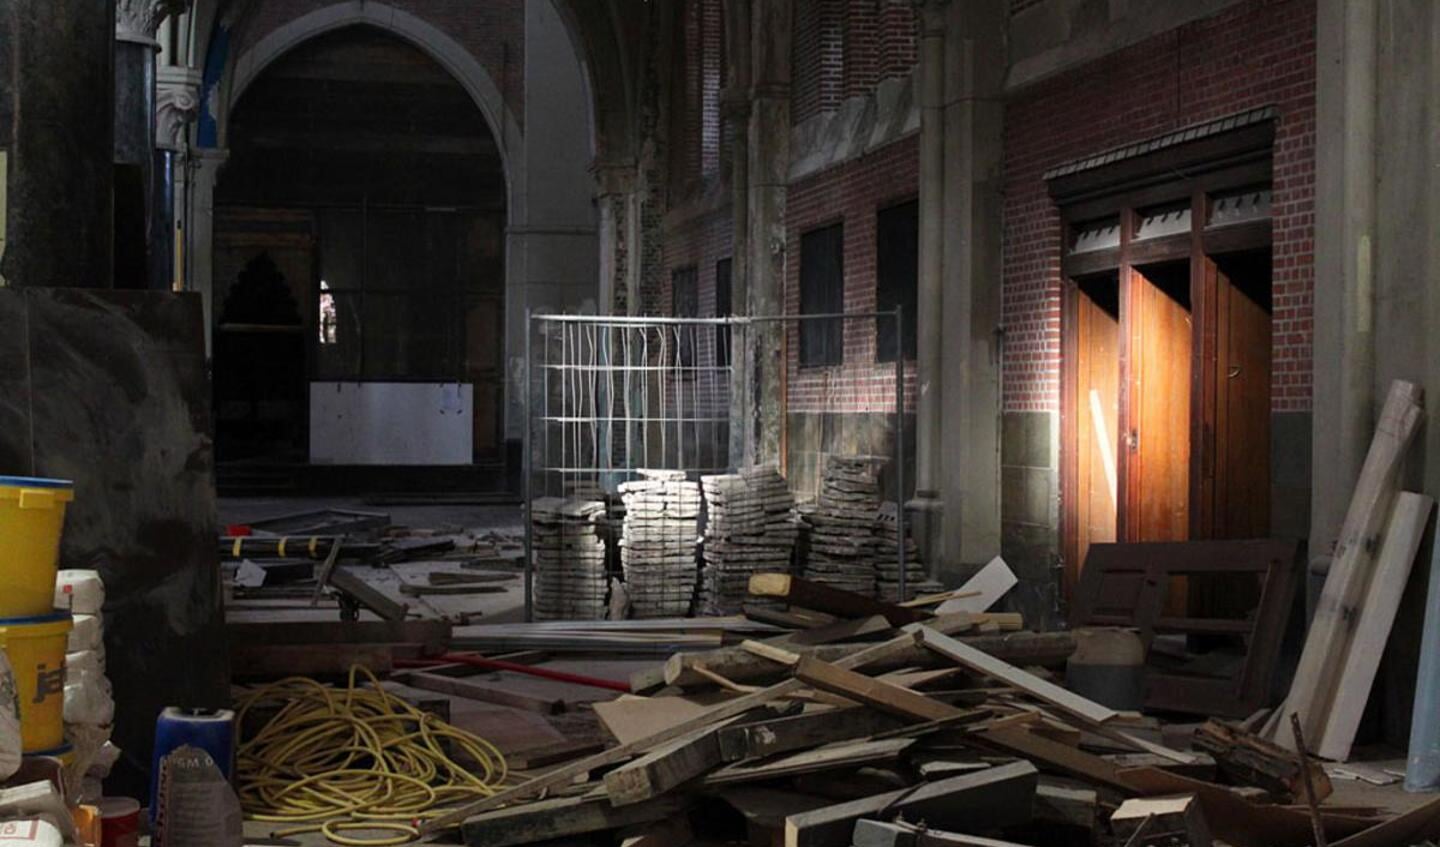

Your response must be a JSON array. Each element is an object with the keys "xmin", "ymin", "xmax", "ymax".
[
  {"xmin": 874, "ymin": 501, "xmax": 942, "ymax": 602},
  {"xmin": 620, "ymin": 470, "xmax": 702, "ymax": 618},
  {"xmin": 411, "ymin": 571, "xmax": 1427, "ymax": 847},
  {"xmin": 530, "ymin": 496, "xmax": 610, "ymax": 620},
  {"xmin": 699, "ymin": 466, "xmax": 800, "ymax": 614},
  {"xmin": 800, "ymin": 455, "xmax": 886, "ymax": 597}
]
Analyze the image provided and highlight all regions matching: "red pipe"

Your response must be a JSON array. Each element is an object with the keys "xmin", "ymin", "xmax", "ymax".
[{"xmin": 396, "ymin": 653, "xmax": 631, "ymax": 693}]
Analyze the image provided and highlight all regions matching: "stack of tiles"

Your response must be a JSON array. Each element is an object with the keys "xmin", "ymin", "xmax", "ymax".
[
  {"xmin": 800, "ymin": 455, "xmax": 886, "ymax": 596},
  {"xmin": 619, "ymin": 470, "xmax": 702, "ymax": 618},
  {"xmin": 699, "ymin": 466, "xmax": 799, "ymax": 614},
  {"xmin": 530, "ymin": 497, "xmax": 609, "ymax": 620},
  {"xmin": 874, "ymin": 501, "xmax": 945, "ymax": 602}
]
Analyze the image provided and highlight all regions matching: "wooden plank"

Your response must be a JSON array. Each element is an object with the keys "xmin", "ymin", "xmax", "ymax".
[
  {"xmin": 749, "ymin": 573, "xmax": 930, "ymax": 626},
  {"xmin": 1193, "ymin": 720, "xmax": 1330, "ymax": 799},
  {"xmin": 603, "ymin": 715, "xmax": 742, "ymax": 806},
  {"xmin": 1318, "ymin": 491, "xmax": 1434, "ymax": 760},
  {"xmin": 1034, "ymin": 782, "xmax": 1098, "ymax": 831},
  {"xmin": 459, "ymin": 794, "xmax": 691, "ymax": 847},
  {"xmin": 782, "ymin": 761, "xmax": 1039, "ymax": 847},
  {"xmin": 852, "ymin": 819, "xmax": 1036, "ymax": 847},
  {"xmin": 506, "ymin": 740, "xmax": 606, "ymax": 771},
  {"xmin": 421, "ymin": 629, "xmax": 926, "ymax": 834},
  {"xmin": 917, "ymin": 626, "xmax": 1117, "ymax": 725},
  {"xmin": 772, "ymin": 614, "xmax": 893, "ymax": 647},
  {"xmin": 229, "ymin": 643, "xmax": 402, "ymax": 677},
  {"xmin": 399, "ymin": 582, "xmax": 508, "ymax": 596},
  {"xmin": 327, "ymin": 564, "xmax": 410, "ymax": 621},
  {"xmin": 404, "ymin": 671, "xmax": 565, "ymax": 715},
  {"xmin": 1277, "ymin": 380, "xmax": 1424, "ymax": 748},
  {"xmin": 743, "ymin": 604, "xmax": 838, "ymax": 629},
  {"xmin": 716, "ymin": 706, "xmax": 908, "ymax": 761},
  {"xmin": 594, "ymin": 692, "xmax": 742, "ymax": 746},
  {"xmin": 937, "ymin": 557, "xmax": 1018, "ymax": 615},
  {"xmin": 1112, "ymin": 795, "xmax": 1213, "ymax": 847},
  {"xmin": 975, "ymin": 725, "xmax": 1132, "ymax": 792},
  {"xmin": 224, "ymin": 619, "xmax": 452, "ymax": 653},
  {"xmin": 794, "ymin": 655, "xmax": 967, "ymax": 723},
  {"xmin": 703, "ymin": 738, "xmax": 915, "ymax": 786}
]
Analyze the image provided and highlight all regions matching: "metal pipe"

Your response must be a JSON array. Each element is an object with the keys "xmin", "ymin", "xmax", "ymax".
[
  {"xmin": 523, "ymin": 307, "xmax": 534, "ymax": 623},
  {"xmin": 1406, "ymin": 538, "xmax": 1440, "ymax": 791},
  {"xmin": 895, "ymin": 307, "xmax": 907, "ymax": 601},
  {"xmin": 398, "ymin": 654, "xmax": 630, "ymax": 693}
]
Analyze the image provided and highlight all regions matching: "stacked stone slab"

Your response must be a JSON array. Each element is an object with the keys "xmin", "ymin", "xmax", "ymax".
[
  {"xmin": 874, "ymin": 501, "xmax": 945, "ymax": 602},
  {"xmin": 619, "ymin": 470, "xmax": 702, "ymax": 618},
  {"xmin": 799, "ymin": 455, "xmax": 886, "ymax": 596},
  {"xmin": 699, "ymin": 466, "xmax": 800, "ymax": 615},
  {"xmin": 530, "ymin": 497, "xmax": 609, "ymax": 620}
]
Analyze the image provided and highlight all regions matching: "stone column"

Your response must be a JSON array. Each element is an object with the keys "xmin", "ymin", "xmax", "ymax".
[
  {"xmin": 909, "ymin": 0, "xmax": 948, "ymax": 561},
  {"xmin": 723, "ymin": 0, "xmax": 753, "ymax": 467},
  {"xmin": 186, "ymin": 148, "xmax": 227, "ymax": 355},
  {"xmin": 0, "ymin": 0, "xmax": 115, "ymax": 288},
  {"xmin": 744, "ymin": 0, "xmax": 792, "ymax": 468},
  {"xmin": 114, "ymin": 0, "xmax": 187, "ymax": 290},
  {"xmin": 592, "ymin": 161, "xmax": 638, "ymax": 315},
  {"xmin": 937, "ymin": 0, "xmax": 1006, "ymax": 577}
]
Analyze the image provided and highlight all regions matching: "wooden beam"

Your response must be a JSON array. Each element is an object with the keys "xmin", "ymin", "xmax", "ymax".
[
  {"xmin": 916, "ymin": 626, "xmax": 1117, "ymax": 725},
  {"xmin": 402, "ymin": 671, "xmax": 565, "ymax": 715},
  {"xmin": 1276, "ymin": 380, "xmax": 1424, "ymax": 748},
  {"xmin": 602, "ymin": 716, "xmax": 741, "ymax": 806},
  {"xmin": 936, "ymin": 557, "xmax": 1018, "ymax": 615},
  {"xmin": 326, "ymin": 564, "xmax": 410, "ymax": 621},
  {"xmin": 852, "ymin": 819, "xmax": 1037, "ymax": 847},
  {"xmin": 703, "ymin": 738, "xmax": 915, "ymax": 786},
  {"xmin": 421, "ymin": 630, "xmax": 926, "ymax": 834},
  {"xmin": 717, "ymin": 706, "xmax": 908, "ymax": 761},
  {"xmin": 459, "ymin": 794, "xmax": 691, "ymax": 847},
  {"xmin": 974, "ymin": 725, "xmax": 1132, "ymax": 792},
  {"xmin": 794, "ymin": 655, "xmax": 968, "ymax": 722},
  {"xmin": 782, "ymin": 761, "xmax": 1039, "ymax": 847},
  {"xmin": 1193, "ymin": 720, "xmax": 1330, "ymax": 800},
  {"xmin": 749, "ymin": 573, "xmax": 931, "ymax": 625},
  {"xmin": 506, "ymin": 740, "xmax": 606, "ymax": 771}
]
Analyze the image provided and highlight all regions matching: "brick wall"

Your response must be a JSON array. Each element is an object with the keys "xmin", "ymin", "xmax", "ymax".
[
  {"xmin": 230, "ymin": 0, "xmax": 526, "ymax": 129},
  {"xmin": 786, "ymin": 136, "xmax": 920, "ymax": 415},
  {"xmin": 659, "ymin": 210, "xmax": 734, "ymax": 418},
  {"xmin": 1001, "ymin": 0, "xmax": 1316, "ymax": 414},
  {"xmin": 793, "ymin": 0, "xmax": 915, "ymax": 125}
]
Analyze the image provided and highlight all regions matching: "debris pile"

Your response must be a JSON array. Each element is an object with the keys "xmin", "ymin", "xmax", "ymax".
[
  {"xmin": 799, "ymin": 455, "xmax": 885, "ymax": 597},
  {"xmin": 874, "ymin": 501, "xmax": 943, "ymax": 602},
  {"xmin": 530, "ymin": 497, "xmax": 609, "ymax": 620},
  {"xmin": 619, "ymin": 470, "xmax": 702, "ymax": 618},
  {"xmin": 699, "ymin": 466, "xmax": 799, "ymax": 615}
]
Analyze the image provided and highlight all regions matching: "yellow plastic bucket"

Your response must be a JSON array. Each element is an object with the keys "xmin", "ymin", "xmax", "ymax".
[
  {"xmin": 0, "ymin": 612, "xmax": 73, "ymax": 753},
  {"xmin": 0, "ymin": 477, "xmax": 75, "ymax": 617}
]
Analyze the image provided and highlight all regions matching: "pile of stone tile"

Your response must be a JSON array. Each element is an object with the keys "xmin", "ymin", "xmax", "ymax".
[
  {"xmin": 530, "ymin": 496, "xmax": 609, "ymax": 620},
  {"xmin": 698, "ymin": 466, "xmax": 800, "ymax": 614},
  {"xmin": 619, "ymin": 470, "xmax": 702, "ymax": 618},
  {"xmin": 799, "ymin": 455, "xmax": 886, "ymax": 596},
  {"xmin": 874, "ymin": 501, "xmax": 944, "ymax": 602}
]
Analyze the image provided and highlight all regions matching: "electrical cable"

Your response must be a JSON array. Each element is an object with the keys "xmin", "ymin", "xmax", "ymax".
[{"xmin": 235, "ymin": 666, "xmax": 507, "ymax": 845}]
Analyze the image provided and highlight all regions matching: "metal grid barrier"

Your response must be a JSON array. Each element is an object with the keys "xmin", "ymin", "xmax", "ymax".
[{"xmin": 523, "ymin": 311, "xmax": 908, "ymax": 621}]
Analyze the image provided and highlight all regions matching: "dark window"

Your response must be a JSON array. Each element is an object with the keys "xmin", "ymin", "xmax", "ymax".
[
  {"xmin": 672, "ymin": 266, "xmax": 699, "ymax": 367},
  {"xmin": 715, "ymin": 257, "xmax": 733, "ymax": 367},
  {"xmin": 876, "ymin": 199, "xmax": 918, "ymax": 362},
  {"xmin": 799, "ymin": 222, "xmax": 844, "ymax": 366}
]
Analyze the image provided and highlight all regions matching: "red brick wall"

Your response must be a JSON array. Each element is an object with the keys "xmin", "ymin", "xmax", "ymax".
[
  {"xmin": 793, "ymin": 0, "xmax": 916, "ymax": 125},
  {"xmin": 1001, "ymin": 0, "xmax": 1316, "ymax": 414},
  {"xmin": 786, "ymin": 136, "xmax": 920, "ymax": 414},
  {"xmin": 230, "ymin": 0, "xmax": 526, "ymax": 129},
  {"xmin": 660, "ymin": 210, "xmax": 734, "ymax": 417}
]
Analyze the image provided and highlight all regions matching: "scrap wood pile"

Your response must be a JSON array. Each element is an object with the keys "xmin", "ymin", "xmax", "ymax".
[{"xmin": 414, "ymin": 572, "xmax": 1435, "ymax": 847}]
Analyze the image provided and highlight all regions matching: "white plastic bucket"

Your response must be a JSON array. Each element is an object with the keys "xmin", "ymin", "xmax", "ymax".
[{"xmin": 0, "ymin": 819, "xmax": 62, "ymax": 847}]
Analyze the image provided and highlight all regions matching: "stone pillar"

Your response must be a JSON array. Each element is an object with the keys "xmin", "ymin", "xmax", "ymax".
[
  {"xmin": 0, "ymin": 0, "xmax": 115, "ymax": 288},
  {"xmin": 744, "ymin": 0, "xmax": 792, "ymax": 468},
  {"xmin": 114, "ymin": 0, "xmax": 187, "ymax": 290},
  {"xmin": 909, "ymin": 0, "xmax": 948, "ymax": 558},
  {"xmin": 723, "ymin": 0, "xmax": 753, "ymax": 467},
  {"xmin": 186, "ymin": 148, "xmax": 227, "ymax": 355},
  {"xmin": 592, "ymin": 161, "xmax": 638, "ymax": 315},
  {"xmin": 937, "ymin": 0, "xmax": 1006, "ymax": 577}
]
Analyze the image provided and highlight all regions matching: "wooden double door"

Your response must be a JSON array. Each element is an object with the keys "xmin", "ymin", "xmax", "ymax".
[{"xmin": 1063, "ymin": 230, "xmax": 1272, "ymax": 599}]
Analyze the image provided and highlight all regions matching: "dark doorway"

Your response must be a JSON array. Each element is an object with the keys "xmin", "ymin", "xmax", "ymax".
[{"xmin": 214, "ymin": 25, "xmax": 507, "ymax": 483}]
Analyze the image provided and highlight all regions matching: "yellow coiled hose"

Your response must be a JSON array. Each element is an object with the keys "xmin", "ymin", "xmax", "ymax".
[{"xmin": 235, "ymin": 666, "xmax": 508, "ymax": 845}]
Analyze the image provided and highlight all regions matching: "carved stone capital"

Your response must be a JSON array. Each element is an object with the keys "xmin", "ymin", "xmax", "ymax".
[
  {"xmin": 156, "ymin": 70, "xmax": 201, "ymax": 151},
  {"xmin": 590, "ymin": 159, "xmax": 638, "ymax": 197},
  {"xmin": 116, "ymin": 0, "xmax": 189, "ymax": 46}
]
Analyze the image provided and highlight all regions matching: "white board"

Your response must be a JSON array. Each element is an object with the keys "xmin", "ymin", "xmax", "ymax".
[
  {"xmin": 937, "ymin": 556, "xmax": 1017, "ymax": 615},
  {"xmin": 309, "ymin": 382, "xmax": 473, "ymax": 465}
]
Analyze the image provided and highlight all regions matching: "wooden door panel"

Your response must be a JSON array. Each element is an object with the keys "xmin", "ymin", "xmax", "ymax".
[
  {"xmin": 1075, "ymin": 290, "xmax": 1120, "ymax": 589},
  {"xmin": 1215, "ymin": 262, "xmax": 1271, "ymax": 538},
  {"xmin": 1130, "ymin": 265, "xmax": 1192, "ymax": 542}
]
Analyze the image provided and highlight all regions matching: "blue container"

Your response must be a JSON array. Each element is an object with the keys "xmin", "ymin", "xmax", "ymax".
[{"xmin": 149, "ymin": 707, "xmax": 236, "ymax": 822}]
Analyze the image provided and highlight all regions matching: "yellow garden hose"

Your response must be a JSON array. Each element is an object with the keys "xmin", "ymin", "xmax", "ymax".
[{"xmin": 235, "ymin": 666, "xmax": 508, "ymax": 844}]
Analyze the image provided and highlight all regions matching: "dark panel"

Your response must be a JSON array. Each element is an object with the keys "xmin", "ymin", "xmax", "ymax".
[
  {"xmin": 0, "ymin": 288, "xmax": 226, "ymax": 795},
  {"xmin": 875, "ymin": 199, "xmax": 918, "ymax": 362},
  {"xmin": 715, "ymin": 257, "xmax": 732, "ymax": 367},
  {"xmin": 799, "ymin": 222, "xmax": 844, "ymax": 367},
  {"xmin": 672, "ymin": 266, "xmax": 698, "ymax": 367}
]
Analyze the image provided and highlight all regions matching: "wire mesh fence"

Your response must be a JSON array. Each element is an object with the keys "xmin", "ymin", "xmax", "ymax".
[{"xmin": 523, "ymin": 311, "xmax": 919, "ymax": 621}]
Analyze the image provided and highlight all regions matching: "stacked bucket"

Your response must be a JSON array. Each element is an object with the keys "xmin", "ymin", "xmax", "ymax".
[{"xmin": 0, "ymin": 476, "xmax": 77, "ymax": 769}]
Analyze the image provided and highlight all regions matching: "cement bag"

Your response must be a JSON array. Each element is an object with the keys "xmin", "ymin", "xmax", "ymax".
[
  {"xmin": 67, "ymin": 614, "xmax": 103, "ymax": 653},
  {"xmin": 54, "ymin": 570, "xmax": 104, "ymax": 615},
  {"xmin": 87, "ymin": 741, "xmax": 120, "ymax": 779},
  {"xmin": 0, "ymin": 649, "xmax": 19, "ymax": 781},
  {"xmin": 0, "ymin": 819, "xmax": 62, "ymax": 847},
  {"xmin": 65, "ymin": 649, "xmax": 104, "ymax": 681},
  {"xmin": 63, "ymin": 668, "xmax": 114, "ymax": 726}
]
